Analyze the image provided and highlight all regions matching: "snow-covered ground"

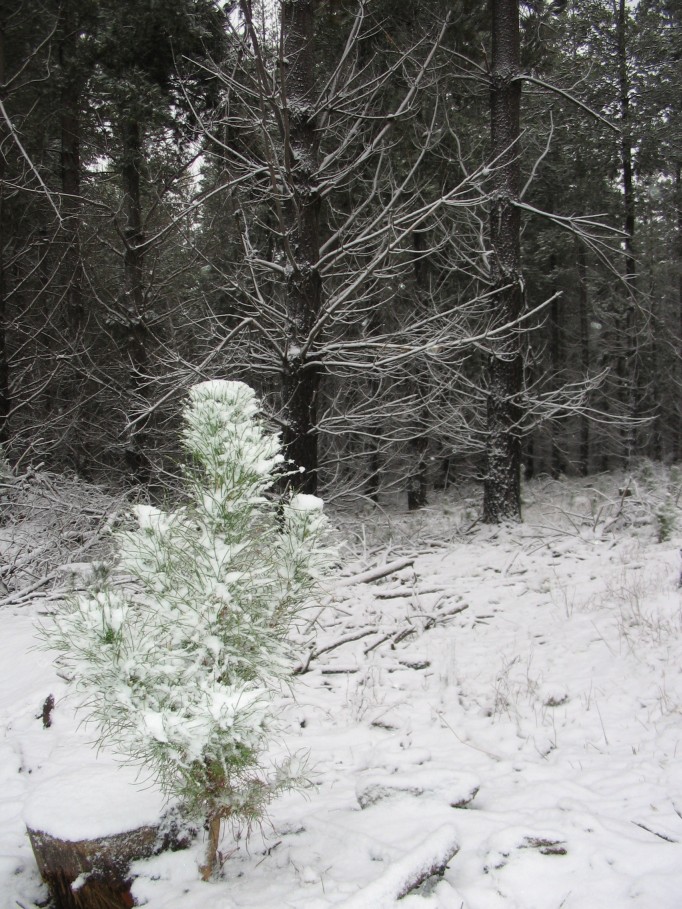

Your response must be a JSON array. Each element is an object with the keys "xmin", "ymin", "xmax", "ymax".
[{"xmin": 3, "ymin": 468, "xmax": 682, "ymax": 908}]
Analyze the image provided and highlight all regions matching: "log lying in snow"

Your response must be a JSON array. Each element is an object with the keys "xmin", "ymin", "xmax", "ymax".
[
  {"xmin": 337, "ymin": 557, "xmax": 416, "ymax": 588},
  {"xmin": 333, "ymin": 824, "xmax": 459, "ymax": 908},
  {"xmin": 355, "ymin": 769, "xmax": 480, "ymax": 810},
  {"xmin": 24, "ymin": 764, "xmax": 175, "ymax": 909}
]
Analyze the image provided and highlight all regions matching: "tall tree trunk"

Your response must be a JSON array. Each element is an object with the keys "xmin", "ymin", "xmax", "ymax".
[
  {"xmin": 407, "ymin": 434, "xmax": 429, "ymax": 511},
  {"xmin": 616, "ymin": 0, "xmax": 638, "ymax": 465},
  {"xmin": 58, "ymin": 0, "xmax": 86, "ymax": 468},
  {"xmin": 59, "ymin": 2, "xmax": 83, "ymax": 333},
  {"xmin": 673, "ymin": 161, "xmax": 682, "ymax": 461},
  {"xmin": 366, "ymin": 445, "xmax": 381, "ymax": 503},
  {"xmin": 120, "ymin": 116, "xmax": 151, "ymax": 483},
  {"xmin": 407, "ymin": 228, "xmax": 429, "ymax": 511},
  {"xmin": 577, "ymin": 241, "xmax": 590, "ymax": 476},
  {"xmin": 0, "ymin": 23, "xmax": 9, "ymax": 450},
  {"xmin": 280, "ymin": 0, "xmax": 322, "ymax": 495},
  {"xmin": 548, "ymin": 251, "xmax": 564, "ymax": 478},
  {"xmin": 483, "ymin": 0, "xmax": 523, "ymax": 523}
]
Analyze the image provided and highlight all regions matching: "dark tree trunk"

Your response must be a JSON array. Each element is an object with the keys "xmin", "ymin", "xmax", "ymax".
[
  {"xmin": 676, "ymin": 161, "xmax": 682, "ymax": 462},
  {"xmin": 524, "ymin": 433, "xmax": 535, "ymax": 482},
  {"xmin": 483, "ymin": 0, "xmax": 523, "ymax": 523},
  {"xmin": 280, "ymin": 0, "xmax": 322, "ymax": 495},
  {"xmin": 616, "ymin": 0, "xmax": 638, "ymax": 465},
  {"xmin": 407, "ymin": 228, "xmax": 430, "ymax": 511},
  {"xmin": 120, "ymin": 116, "xmax": 152, "ymax": 483},
  {"xmin": 577, "ymin": 241, "xmax": 590, "ymax": 476},
  {"xmin": 0, "ymin": 23, "xmax": 9, "ymax": 449},
  {"xmin": 548, "ymin": 252, "xmax": 564, "ymax": 478},
  {"xmin": 59, "ymin": 2, "xmax": 83, "ymax": 333},
  {"xmin": 366, "ymin": 445, "xmax": 380, "ymax": 503},
  {"xmin": 407, "ymin": 434, "xmax": 429, "ymax": 511},
  {"xmin": 57, "ymin": 0, "xmax": 87, "ymax": 468},
  {"xmin": 650, "ymin": 312, "xmax": 663, "ymax": 461}
]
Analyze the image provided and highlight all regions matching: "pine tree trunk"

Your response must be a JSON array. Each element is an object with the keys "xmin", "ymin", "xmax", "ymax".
[
  {"xmin": 199, "ymin": 813, "xmax": 223, "ymax": 882},
  {"xmin": 366, "ymin": 445, "xmax": 380, "ymax": 502},
  {"xmin": 58, "ymin": 0, "xmax": 86, "ymax": 468},
  {"xmin": 673, "ymin": 161, "xmax": 682, "ymax": 461},
  {"xmin": 616, "ymin": 0, "xmax": 638, "ymax": 466},
  {"xmin": 577, "ymin": 241, "xmax": 590, "ymax": 476},
  {"xmin": 0, "ymin": 23, "xmax": 9, "ymax": 450},
  {"xmin": 483, "ymin": 0, "xmax": 523, "ymax": 523},
  {"xmin": 406, "ymin": 229, "xmax": 430, "ymax": 510},
  {"xmin": 59, "ymin": 2, "xmax": 84, "ymax": 334},
  {"xmin": 549, "ymin": 254, "xmax": 564, "ymax": 478},
  {"xmin": 120, "ymin": 115, "xmax": 152, "ymax": 483},
  {"xmin": 407, "ymin": 432, "xmax": 429, "ymax": 511},
  {"xmin": 280, "ymin": 0, "xmax": 322, "ymax": 495}
]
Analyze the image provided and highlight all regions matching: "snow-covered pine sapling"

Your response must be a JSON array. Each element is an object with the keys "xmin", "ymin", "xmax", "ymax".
[{"xmin": 40, "ymin": 380, "xmax": 336, "ymax": 880}]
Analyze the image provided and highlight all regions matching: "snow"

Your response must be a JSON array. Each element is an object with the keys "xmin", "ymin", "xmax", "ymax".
[
  {"xmin": 3, "ymin": 471, "xmax": 682, "ymax": 908},
  {"xmin": 24, "ymin": 764, "xmax": 166, "ymax": 841},
  {"xmin": 332, "ymin": 824, "xmax": 460, "ymax": 909},
  {"xmin": 290, "ymin": 493, "xmax": 325, "ymax": 512}
]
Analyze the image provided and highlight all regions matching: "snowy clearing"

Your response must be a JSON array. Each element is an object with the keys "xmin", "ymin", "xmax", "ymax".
[{"xmin": 2, "ymin": 469, "xmax": 682, "ymax": 909}]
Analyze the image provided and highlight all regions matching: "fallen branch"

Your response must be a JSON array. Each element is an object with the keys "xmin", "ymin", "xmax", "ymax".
[
  {"xmin": 631, "ymin": 821, "xmax": 678, "ymax": 843},
  {"xmin": 337, "ymin": 557, "xmax": 415, "ymax": 588},
  {"xmin": 0, "ymin": 540, "xmax": 56, "ymax": 578},
  {"xmin": 0, "ymin": 571, "xmax": 63, "ymax": 607},
  {"xmin": 374, "ymin": 589, "xmax": 414, "ymax": 600},
  {"xmin": 391, "ymin": 626, "xmax": 417, "ymax": 647},
  {"xmin": 333, "ymin": 824, "xmax": 459, "ymax": 908},
  {"xmin": 424, "ymin": 603, "xmax": 469, "ymax": 629},
  {"xmin": 364, "ymin": 634, "xmax": 392, "ymax": 655},
  {"xmin": 294, "ymin": 628, "xmax": 378, "ymax": 674}
]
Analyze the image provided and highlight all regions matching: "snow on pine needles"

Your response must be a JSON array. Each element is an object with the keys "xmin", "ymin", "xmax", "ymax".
[{"xmin": 2, "ymin": 465, "xmax": 682, "ymax": 908}]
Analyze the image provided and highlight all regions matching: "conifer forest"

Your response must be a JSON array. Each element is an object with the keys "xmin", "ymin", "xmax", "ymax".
[
  {"xmin": 1, "ymin": 0, "xmax": 679, "ymax": 519},
  {"xmin": 3, "ymin": 4, "xmax": 682, "ymax": 908}
]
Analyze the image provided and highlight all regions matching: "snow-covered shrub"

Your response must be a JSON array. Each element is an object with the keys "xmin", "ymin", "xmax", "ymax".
[
  {"xmin": 656, "ymin": 495, "xmax": 677, "ymax": 543},
  {"xmin": 0, "ymin": 445, "xmax": 11, "ymax": 480},
  {"xmin": 40, "ymin": 380, "xmax": 336, "ymax": 878}
]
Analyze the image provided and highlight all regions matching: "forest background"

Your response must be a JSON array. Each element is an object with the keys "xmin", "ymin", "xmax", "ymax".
[{"xmin": 1, "ymin": 0, "xmax": 680, "ymax": 520}]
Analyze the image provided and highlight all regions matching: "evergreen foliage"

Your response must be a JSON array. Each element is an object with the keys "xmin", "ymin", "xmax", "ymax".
[{"xmin": 40, "ymin": 380, "xmax": 335, "ymax": 863}]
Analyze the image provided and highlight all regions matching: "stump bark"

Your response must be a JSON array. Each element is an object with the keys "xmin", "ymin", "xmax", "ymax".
[
  {"xmin": 24, "ymin": 763, "xmax": 176, "ymax": 909},
  {"xmin": 27, "ymin": 823, "xmax": 162, "ymax": 909}
]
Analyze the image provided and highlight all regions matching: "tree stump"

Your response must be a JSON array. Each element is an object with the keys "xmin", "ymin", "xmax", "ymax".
[
  {"xmin": 24, "ymin": 764, "xmax": 174, "ymax": 909},
  {"xmin": 27, "ymin": 823, "xmax": 161, "ymax": 909}
]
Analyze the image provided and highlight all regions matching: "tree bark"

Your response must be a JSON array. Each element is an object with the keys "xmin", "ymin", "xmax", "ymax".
[
  {"xmin": 199, "ymin": 813, "xmax": 223, "ymax": 882},
  {"xmin": 0, "ymin": 22, "xmax": 9, "ymax": 449},
  {"xmin": 577, "ymin": 241, "xmax": 590, "ymax": 475},
  {"xmin": 676, "ymin": 161, "xmax": 682, "ymax": 462},
  {"xmin": 616, "ymin": 0, "xmax": 638, "ymax": 465},
  {"xmin": 407, "ymin": 229, "xmax": 430, "ymax": 511},
  {"xmin": 59, "ymin": 1, "xmax": 84, "ymax": 333},
  {"xmin": 57, "ymin": 0, "xmax": 88, "ymax": 469},
  {"xmin": 28, "ymin": 823, "xmax": 161, "ymax": 909},
  {"xmin": 407, "ymin": 433, "xmax": 429, "ymax": 511},
  {"xmin": 280, "ymin": 0, "xmax": 323, "ymax": 494},
  {"xmin": 548, "ymin": 251, "xmax": 564, "ymax": 478},
  {"xmin": 119, "ymin": 115, "xmax": 152, "ymax": 483},
  {"xmin": 483, "ymin": 0, "xmax": 523, "ymax": 523}
]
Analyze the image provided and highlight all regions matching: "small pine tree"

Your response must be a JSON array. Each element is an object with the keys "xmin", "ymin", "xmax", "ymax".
[{"xmin": 41, "ymin": 380, "xmax": 336, "ymax": 879}]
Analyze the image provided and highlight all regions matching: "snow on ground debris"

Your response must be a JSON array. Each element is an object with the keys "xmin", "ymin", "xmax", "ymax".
[{"xmin": 2, "ymin": 471, "xmax": 682, "ymax": 908}]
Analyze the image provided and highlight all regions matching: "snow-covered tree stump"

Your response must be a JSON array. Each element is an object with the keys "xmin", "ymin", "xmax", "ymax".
[
  {"xmin": 27, "ymin": 824, "xmax": 159, "ymax": 909},
  {"xmin": 24, "ymin": 765, "xmax": 172, "ymax": 909}
]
